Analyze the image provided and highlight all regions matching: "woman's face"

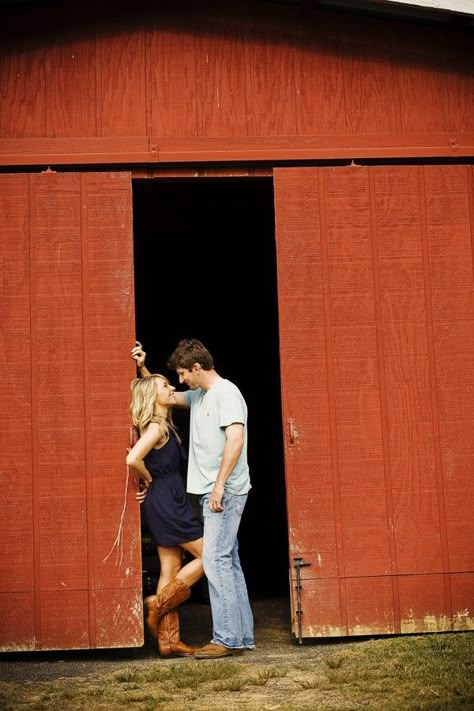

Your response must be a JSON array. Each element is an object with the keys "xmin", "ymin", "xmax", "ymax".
[{"xmin": 154, "ymin": 378, "xmax": 176, "ymax": 408}]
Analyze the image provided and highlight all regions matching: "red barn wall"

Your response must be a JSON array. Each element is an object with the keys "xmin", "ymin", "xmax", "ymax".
[
  {"xmin": 0, "ymin": 172, "xmax": 142, "ymax": 651},
  {"xmin": 0, "ymin": 0, "xmax": 473, "ymax": 165},
  {"xmin": 274, "ymin": 164, "xmax": 474, "ymax": 636}
]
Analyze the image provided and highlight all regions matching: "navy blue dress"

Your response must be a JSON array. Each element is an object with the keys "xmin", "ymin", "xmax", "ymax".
[{"xmin": 142, "ymin": 432, "xmax": 203, "ymax": 547}]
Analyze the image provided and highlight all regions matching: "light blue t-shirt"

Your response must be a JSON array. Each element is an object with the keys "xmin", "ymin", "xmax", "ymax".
[{"xmin": 183, "ymin": 379, "xmax": 251, "ymax": 495}]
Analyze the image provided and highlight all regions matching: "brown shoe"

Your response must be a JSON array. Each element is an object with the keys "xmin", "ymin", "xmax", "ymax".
[
  {"xmin": 155, "ymin": 578, "xmax": 192, "ymax": 618},
  {"xmin": 144, "ymin": 595, "xmax": 160, "ymax": 639},
  {"xmin": 194, "ymin": 642, "xmax": 243, "ymax": 659},
  {"xmin": 144, "ymin": 578, "xmax": 192, "ymax": 639},
  {"xmin": 158, "ymin": 610, "xmax": 196, "ymax": 657}
]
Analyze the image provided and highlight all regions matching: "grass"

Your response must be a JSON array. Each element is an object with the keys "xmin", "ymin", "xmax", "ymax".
[{"xmin": 0, "ymin": 633, "xmax": 472, "ymax": 710}]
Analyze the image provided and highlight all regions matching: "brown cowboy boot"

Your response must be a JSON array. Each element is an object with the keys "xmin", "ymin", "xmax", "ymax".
[
  {"xmin": 157, "ymin": 610, "xmax": 195, "ymax": 657},
  {"xmin": 144, "ymin": 595, "xmax": 160, "ymax": 639},
  {"xmin": 145, "ymin": 578, "xmax": 191, "ymax": 637}
]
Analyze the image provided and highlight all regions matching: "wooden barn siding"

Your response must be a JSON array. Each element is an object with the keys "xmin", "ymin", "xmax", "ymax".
[
  {"xmin": 0, "ymin": 172, "xmax": 142, "ymax": 651},
  {"xmin": 274, "ymin": 165, "xmax": 474, "ymax": 637},
  {"xmin": 0, "ymin": 1, "xmax": 473, "ymax": 163}
]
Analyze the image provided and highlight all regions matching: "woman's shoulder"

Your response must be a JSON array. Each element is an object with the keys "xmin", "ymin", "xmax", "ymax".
[{"xmin": 146, "ymin": 420, "xmax": 168, "ymax": 444}]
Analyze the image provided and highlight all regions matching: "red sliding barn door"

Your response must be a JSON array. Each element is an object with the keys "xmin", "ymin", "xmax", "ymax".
[
  {"xmin": 274, "ymin": 165, "xmax": 474, "ymax": 638},
  {"xmin": 0, "ymin": 172, "xmax": 142, "ymax": 651}
]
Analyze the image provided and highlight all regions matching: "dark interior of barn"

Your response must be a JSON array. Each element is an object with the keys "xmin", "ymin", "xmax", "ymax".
[{"xmin": 132, "ymin": 177, "xmax": 289, "ymax": 600}]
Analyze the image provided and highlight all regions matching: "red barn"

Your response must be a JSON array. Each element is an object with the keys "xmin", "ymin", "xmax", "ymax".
[{"xmin": 0, "ymin": 0, "xmax": 473, "ymax": 650}]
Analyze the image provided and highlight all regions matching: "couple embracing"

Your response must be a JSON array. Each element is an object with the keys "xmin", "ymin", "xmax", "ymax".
[{"xmin": 126, "ymin": 338, "xmax": 254, "ymax": 659}]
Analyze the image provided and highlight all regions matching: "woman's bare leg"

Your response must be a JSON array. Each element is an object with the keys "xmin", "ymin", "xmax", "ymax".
[
  {"xmin": 156, "ymin": 546, "xmax": 182, "ymax": 592},
  {"xmin": 176, "ymin": 537, "xmax": 204, "ymax": 588}
]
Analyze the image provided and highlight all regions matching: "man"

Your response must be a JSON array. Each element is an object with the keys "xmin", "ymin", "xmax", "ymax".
[{"xmin": 131, "ymin": 339, "xmax": 254, "ymax": 659}]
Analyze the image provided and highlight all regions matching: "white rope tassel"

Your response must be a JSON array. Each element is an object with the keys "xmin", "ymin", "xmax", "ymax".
[{"xmin": 103, "ymin": 464, "xmax": 130, "ymax": 567}]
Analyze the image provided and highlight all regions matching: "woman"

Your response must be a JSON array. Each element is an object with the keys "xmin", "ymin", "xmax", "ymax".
[{"xmin": 126, "ymin": 374, "xmax": 204, "ymax": 657}]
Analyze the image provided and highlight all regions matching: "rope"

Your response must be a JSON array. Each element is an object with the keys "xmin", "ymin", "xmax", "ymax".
[{"xmin": 103, "ymin": 464, "xmax": 130, "ymax": 567}]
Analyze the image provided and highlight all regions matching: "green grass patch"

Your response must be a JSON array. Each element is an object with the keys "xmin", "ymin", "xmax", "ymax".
[{"xmin": 0, "ymin": 632, "xmax": 472, "ymax": 710}]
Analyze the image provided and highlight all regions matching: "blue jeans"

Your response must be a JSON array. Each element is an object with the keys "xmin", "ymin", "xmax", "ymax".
[{"xmin": 200, "ymin": 492, "xmax": 255, "ymax": 649}]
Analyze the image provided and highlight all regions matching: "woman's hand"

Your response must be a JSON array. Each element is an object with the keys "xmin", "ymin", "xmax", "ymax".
[
  {"xmin": 131, "ymin": 341, "xmax": 146, "ymax": 369},
  {"xmin": 136, "ymin": 480, "xmax": 151, "ymax": 505}
]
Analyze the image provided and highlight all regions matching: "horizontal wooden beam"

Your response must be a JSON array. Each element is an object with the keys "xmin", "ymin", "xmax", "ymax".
[{"xmin": 0, "ymin": 134, "xmax": 473, "ymax": 167}]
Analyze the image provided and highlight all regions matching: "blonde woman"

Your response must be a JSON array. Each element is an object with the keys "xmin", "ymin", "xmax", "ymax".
[{"xmin": 126, "ymin": 374, "xmax": 204, "ymax": 657}]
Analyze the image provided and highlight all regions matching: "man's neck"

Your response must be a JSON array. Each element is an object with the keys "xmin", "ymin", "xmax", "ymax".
[{"xmin": 199, "ymin": 369, "xmax": 222, "ymax": 392}]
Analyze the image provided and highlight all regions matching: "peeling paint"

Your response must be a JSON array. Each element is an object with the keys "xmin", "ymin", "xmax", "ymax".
[
  {"xmin": 401, "ymin": 612, "xmax": 452, "ymax": 634},
  {"xmin": 131, "ymin": 594, "xmax": 143, "ymax": 622},
  {"xmin": 350, "ymin": 624, "xmax": 395, "ymax": 636},
  {"xmin": 0, "ymin": 641, "xmax": 35, "ymax": 652},
  {"xmin": 303, "ymin": 625, "xmax": 347, "ymax": 638},
  {"xmin": 453, "ymin": 608, "xmax": 474, "ymax": 631}
]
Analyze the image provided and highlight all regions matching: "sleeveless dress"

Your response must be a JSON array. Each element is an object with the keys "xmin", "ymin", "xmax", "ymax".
[{"xmin": 142, "ymin": 431, "xmax": 203, "ymax": 547}]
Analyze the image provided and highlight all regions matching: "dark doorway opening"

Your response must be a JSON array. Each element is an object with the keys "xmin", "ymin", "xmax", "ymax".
[{"xmin": 132, "ymin": 178, "xmax": 288, "ymax": 598}]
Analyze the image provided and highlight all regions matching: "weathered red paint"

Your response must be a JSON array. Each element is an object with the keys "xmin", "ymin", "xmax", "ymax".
[
  {"xmin": 0, "ymin": 2, "xmax": 473, "ymax": 165},
  {"xmin": 274, "ymin": 165, "xmax": 474, "ymax": 637},
  {"xmin": 0, "ymin": 172, "xmax": 142, "ymax": 651}
]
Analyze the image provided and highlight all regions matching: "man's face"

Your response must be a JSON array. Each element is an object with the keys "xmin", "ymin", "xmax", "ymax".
[{"xmin": 176, "ymin": 364, "xmax": 201, "ymax": 389}]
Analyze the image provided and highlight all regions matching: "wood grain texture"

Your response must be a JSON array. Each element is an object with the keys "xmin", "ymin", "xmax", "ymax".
[
  {"xmin": 0, "ymin": 2, "xmax": 472, "ymax": 148},
  {"xmin": 148, "ymin": 10, "xmax": 198, "ymax": 138},
  {"xmin": 45, "ymin": 40, "xmax": 97, "ymax": 138},
  {"xmin": 244, "ymin": 3, "xmax": 299, "ymax": 137},
  {"xmin": 0, "ymin": 172, "xmax": 141, "ymax": 651},
  {"xmin": 341, "ymin": 14, "xmax": 399, "ymax": 134},
  {"xmin": 275, "ymin": 165, "xmax": 474, "ymax": 638},
  {"xmin": 0, "ymin": 49, "xmax": 46, "ymax": 138},
  {"xmin": 0, "ymin": 175, "xmax": 35, "ymax": 650},
  {"xmin": 194, "ymin": 8, "xmax": 248, "ymax": 137},
  {"xmin": 393, "ymin": 22, "xmax": 449, "ymax": 133},
  {"xmin": 295, "ymin": 10, "xmax": 346, "ymax": 135},
  {"xmin": 97, "ymin": 25, "xmax": 147, "ymax": 137}
]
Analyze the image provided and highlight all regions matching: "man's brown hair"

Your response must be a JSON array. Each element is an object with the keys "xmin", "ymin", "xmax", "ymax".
[{"xmin": 167, "ymin": 338, "xmax": 214, "ymax": 371}]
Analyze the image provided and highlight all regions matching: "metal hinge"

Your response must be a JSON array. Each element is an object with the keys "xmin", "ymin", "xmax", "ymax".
[{"xmin": 293, "ymin": 557, "xmax": 311, "ymax": 644}]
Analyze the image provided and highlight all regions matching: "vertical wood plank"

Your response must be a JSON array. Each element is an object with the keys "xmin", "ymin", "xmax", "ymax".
[
  {"xmin": 29, "ymin": 173, "xmax": 89, "ymax": 648},
  {"xmin": 374, "ymin": 167, "xmax": 443, "ymax": 586},
  {"xmin": 0, "ymin": 48, "xmax": 46, "ymax": 138},
  {"xmin": 295, "ymin": 9, "xmax": 346, "ymax": 135},
  {"xmin": 194, "ymin": 9, "xmax": 248, "ymax": 137},
  {"xmin": 425, "ymin": 166, "xmax": 474, "ymax": 584},
  {"xmin": 273, "ymin": 168, "xmax": 342, "ymax": 634},
  {"xmin": 81, "ymin": 172, "xmax": 142, "ymax": 647},
  {"xmin": 0, "ymin": 175, "xmax": 35, "ymax": 650},
  {"xmin": 341, "ymin": 15, "xmax": 399, "ymax": 135},
  {"xmin": 45, "ymin": 38, "xmax": 97, "ymax": 137},
  {"xmin": 148, "ymin": 9, "xmax": 198, "ymax": 138},
  {"xmin": 393, "ymin": 23, "xmax": 449, "ymax": 134},
  {"xmin": 97, "ymin": 22, "xmax": 147, "ymax": 137},
  {"xmin": 244, "ymin": 4, "xmax": 298, "ymax": 136},
  {"xmin": 445, "ymin": 28, "xmax": 474, "ymax": 133}
]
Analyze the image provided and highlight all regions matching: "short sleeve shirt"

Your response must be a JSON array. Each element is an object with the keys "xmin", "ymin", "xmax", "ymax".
[{"xmin": 183, "ymin": 379, "xmax": 251, "ymax": 495}]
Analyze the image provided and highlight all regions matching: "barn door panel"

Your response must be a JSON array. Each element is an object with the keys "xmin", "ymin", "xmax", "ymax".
[
  {"xmin": 0, "ymin": 172, "xmax": 141, "ymax": 651},
  {"xmin": 274, "ymin": 165, "xmax": 474, "ymax": 638}
]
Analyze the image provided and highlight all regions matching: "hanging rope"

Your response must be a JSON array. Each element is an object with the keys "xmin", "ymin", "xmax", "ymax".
[{"xmin": 103, "ymin": 464, "xmax": 130, "ymax": 567}]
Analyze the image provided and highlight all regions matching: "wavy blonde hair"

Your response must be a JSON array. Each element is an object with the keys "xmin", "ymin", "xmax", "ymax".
[{"xmin": 129, "ymin": 374, "xmax": 178, "ymax": 438}]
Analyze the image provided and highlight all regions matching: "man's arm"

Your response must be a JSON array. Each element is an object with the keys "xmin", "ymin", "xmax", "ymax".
[
  {"xmin": 208, "ymin": 423, "xmax": 244, "ymax": 512},
  {"xmin": 130, "ymin": 341, "xmax": 189, "ymax": 408}
]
